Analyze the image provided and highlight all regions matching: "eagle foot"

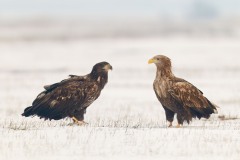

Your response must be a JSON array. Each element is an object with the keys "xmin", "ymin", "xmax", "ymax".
[
  {"xmin": 176, "ymin": 124, "xmax": 182, "ymax": 128},
  {"xmin": 72, "ymin": 117, "xmax": 88, "ymax": 126},
  {"xmin": 168, "ymin": 122, "xmax": 173, "ymax": 127},
  {"xmin": 76, "ymin": 121, "xmax": 88, "ymax": 126}
]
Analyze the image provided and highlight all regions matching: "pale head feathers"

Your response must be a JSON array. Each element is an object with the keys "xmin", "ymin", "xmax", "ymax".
[{"xmin": 148, "ymin": 55, "xmax": 173, "ymax": 78}]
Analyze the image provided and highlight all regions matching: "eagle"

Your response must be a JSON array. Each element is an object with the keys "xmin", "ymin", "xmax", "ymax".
[
  {"xmin": 148, "ymin": 55, "xmax": 218, "ymax": 127},
  {"xmin": 22, "ymin": 62, "xmax": 112, "ymax": 125}
]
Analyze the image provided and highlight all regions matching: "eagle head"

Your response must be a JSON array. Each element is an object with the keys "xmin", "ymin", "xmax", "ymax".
[
  {"xmin": 90, "ymin": 62, "xmax": 112, "ymax": 86},
  {"xmin": 92, "ymin": 62, "xmax": 112, "ymax": 72},
  {"xmin": 91, "ymin": 61, "xmax": 112, "ymax": 77},
  {"xmin": 148, "ymin": 55, "xmax": 171, "ymax": 69}
]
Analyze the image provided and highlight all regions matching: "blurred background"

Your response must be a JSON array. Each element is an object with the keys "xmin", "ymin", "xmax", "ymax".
[
  {"xmin": 0, "ymin": 0, "xmax": 240, "ymax": 119},
  {"xmin": 1, "ymin": 0, "xmax": 240, "ymax": 40},
  {"xmin": 1, "ymin": 1, "xmax": 240, "ymax": 159}
]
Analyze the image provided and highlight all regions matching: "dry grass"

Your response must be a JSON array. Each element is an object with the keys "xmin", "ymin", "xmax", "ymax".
[{"xmin": 218, "ymin": 114, "xmax": 239, "ymax": 121}]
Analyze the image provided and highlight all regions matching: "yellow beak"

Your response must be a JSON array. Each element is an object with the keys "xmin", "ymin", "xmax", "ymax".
[{"xmin": 148, "ymin": 58, "xmax": 155, "ymax": 64}]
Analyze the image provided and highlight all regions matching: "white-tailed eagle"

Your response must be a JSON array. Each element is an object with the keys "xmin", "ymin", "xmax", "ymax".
[
  {"xmin": 148, "ymin": 55, "xmax": 218, "ymax": 127},
  {"xmin": 22, "ymin": 62, "xmax": 112, "ymax": 125}
]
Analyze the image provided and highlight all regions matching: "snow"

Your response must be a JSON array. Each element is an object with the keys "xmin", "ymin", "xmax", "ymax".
[{"xmin": 0, "ymin": 37, "xmax": 240, "ymax": 160}]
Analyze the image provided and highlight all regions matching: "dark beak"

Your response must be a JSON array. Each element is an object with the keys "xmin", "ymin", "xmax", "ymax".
[
  {"xmin": 103, "ymin": 64, "xmax": 113, "ymax": 71},
  {"xmin": 109, "ymin": 65, "xmax": 113, "ymax": 70}
]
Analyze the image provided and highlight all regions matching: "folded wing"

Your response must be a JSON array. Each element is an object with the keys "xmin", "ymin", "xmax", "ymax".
[
  {"xmin": 169, "ymin": 81, "xmax": 217, "ymax": 119},
  {"xmin": 24, "ymin": 75, "xmax": 91, "ymax": 120}
]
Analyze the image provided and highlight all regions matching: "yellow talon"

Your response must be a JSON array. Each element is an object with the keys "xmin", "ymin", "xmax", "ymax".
[
  {"xmin": 176, "ymin": 124, "xmax": 182, "ymax": 128},
  {"xmin": 72, "ymin": 117, "xmax": 88, "ymax": 126},
  {"xmin": 77, "ymin": 121, "xmax": 88, "ymax": 126},
  {"xmin": 168, "ymin": 122, "xmax": 173, "ymax": 127}
]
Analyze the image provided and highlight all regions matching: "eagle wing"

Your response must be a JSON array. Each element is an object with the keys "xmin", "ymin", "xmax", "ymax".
[
  {"xmin": 43, "ymin": 75, "xmax": 87, "ymax": 91},
  {"xmin": 30, "ymin": 75, "xmax": 99, "ymax": 120},
  {"xmin": 168, "ymin": 80, "xmax": 217, "ymax": 112}
]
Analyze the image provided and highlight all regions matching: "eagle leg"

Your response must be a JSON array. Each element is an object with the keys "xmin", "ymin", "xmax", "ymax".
[
  {"xmin": 176, "ymin": 113, "xmax": 184, "ymax": 126},
  {"xmin": 72, "ymin": 117, "xmax": 79, "ymax": 123},
  {"xmin": 163, "ymin": 106, "xmax": 174, "ymax": 128}
]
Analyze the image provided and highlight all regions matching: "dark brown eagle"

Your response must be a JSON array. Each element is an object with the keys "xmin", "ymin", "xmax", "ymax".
[
  {"xmin": 148, "ymin": 55, "xmax": 218, "ymax": 127},
  {"xmin": 22, "ymin": 62, "xmax": 112, "ymax": 125}
]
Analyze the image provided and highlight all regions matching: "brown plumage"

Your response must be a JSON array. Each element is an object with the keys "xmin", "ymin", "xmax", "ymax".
[
  {"xmin": 148, "ymin": 55, "xmax": 218, "ymax": 127},
  {"xmin": 22, "ymin": 62, "xmax": 112, "ymax": 125}
]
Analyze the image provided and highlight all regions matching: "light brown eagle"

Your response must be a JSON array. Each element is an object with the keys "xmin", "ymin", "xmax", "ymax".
[
  {"xmin": 148, "ymin": 55, "xmax": 218, "ymax": 127},
  {"xmin": 22, "ymin": 62, "xmax": 112, "ymax": 125}
]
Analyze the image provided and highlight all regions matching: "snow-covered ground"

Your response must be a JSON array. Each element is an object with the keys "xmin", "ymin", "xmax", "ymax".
[{"xmin": 0, "ymin": 38, "xmax": 240, "ymax": 160}]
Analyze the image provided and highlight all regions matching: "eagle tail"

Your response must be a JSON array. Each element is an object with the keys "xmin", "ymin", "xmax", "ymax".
[
  {"xmin": 206, "ymin": 98, "xmax": 218, "ymax": 114},
  {"xmin": 190, "ymin": 98, "xmax": 218, "ymax": 120},
  {"xmin": 22, "ymin": 106, "xmax": 33, "ymax": 117}
]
